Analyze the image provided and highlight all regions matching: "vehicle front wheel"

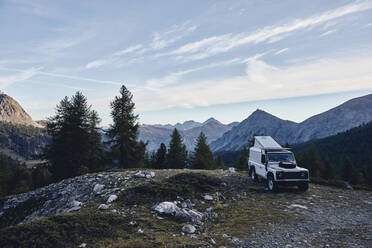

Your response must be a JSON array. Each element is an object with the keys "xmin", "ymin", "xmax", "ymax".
[
  {"xmin": 267, "ymin": 174, "xmax": 278, "ymax": 192},
  {"xmin": 298, "ymin": 182, "xmax": 309, "ymax": 191},
  {"xmin": 250, "ymin": 167, "xmax": 258, "ymax": 182}
]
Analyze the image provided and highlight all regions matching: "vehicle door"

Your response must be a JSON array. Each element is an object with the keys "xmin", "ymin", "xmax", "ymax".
[{"xmin": 256, "ymin": 153, "xmax": 267, "ymax": 178}]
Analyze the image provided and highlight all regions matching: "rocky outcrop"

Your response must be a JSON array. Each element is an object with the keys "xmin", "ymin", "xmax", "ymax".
[
  {"xmin": 0, "ymin": 92, "xmax": 41, "ymax": 128},
  {"xmin": 0, "ymin": 170, "xmax": 155, "ymax": 227}
]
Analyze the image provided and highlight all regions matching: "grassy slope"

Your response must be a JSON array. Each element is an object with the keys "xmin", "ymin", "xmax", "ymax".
[{"xmin": 1, "ymin": 170, "xmax": 370, "ymax": 247}]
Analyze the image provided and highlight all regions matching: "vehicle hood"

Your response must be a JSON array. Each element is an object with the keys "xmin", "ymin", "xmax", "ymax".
[{"xmin": 267, "ymin": 162, "xmax": 308, "ymax": 172}]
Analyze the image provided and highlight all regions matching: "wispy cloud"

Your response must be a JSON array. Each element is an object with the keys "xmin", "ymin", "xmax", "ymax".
[
  {"xmin": 150, "ymin": 22, "xmax": 197, "ymax": 50},
  {"xmin": 8, "ymin": 0, "xmax": 58, "ymax": 18},
  {"xmin": 134, "ymin": 53, "xmax": 372, "ymax": 111},
  {"xmin": 0, "ymin": 68, "xmax": 39, "ymax": 88},
  {"xmin": 366, "ymin": 22, "xmax": 372, "ymax": 27},
  {"xmin": 275, "ymin": 48, "xmax": 289, "ymax": 55},
  {"xmin": 320, "ymin": 29, "xmax": 337, "ymax": 37},
  {"xmin": 0, "ymin": 67, "xmax": 123, "ymax": 86},
  {"xmin": 112, "ymin": 44, "xmax": 143, "ymax": 57},
  {"xmin": 85, "ymin": 44, "xmax": 143, "ymax": 69},
  {"xmin": 144, "ymin": 58, "xmax": 243, "ymax": 89},
  {"xmin": 85, "ymin": 21, "xmax": 197, "ymax": 69},
  {"xmin": 164, "ymin": 0, "xmax": 372, "ymax": 62}
]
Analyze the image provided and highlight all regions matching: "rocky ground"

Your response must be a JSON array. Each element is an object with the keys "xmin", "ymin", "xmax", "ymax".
[{"xmin": 0, "ymin": 169, "xmax": 371, "ymax": 248}]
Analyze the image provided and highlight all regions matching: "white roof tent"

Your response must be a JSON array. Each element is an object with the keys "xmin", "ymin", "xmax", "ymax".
[{"xmin": 254, "ymin": 136, "xmax": 282, "ymax": 150}]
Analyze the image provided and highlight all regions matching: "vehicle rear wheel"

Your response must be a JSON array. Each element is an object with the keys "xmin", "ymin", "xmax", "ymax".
[
  {"xmin": 250, "ymin": 167, "xmax": 258, "ymax": 182},
  {"xmin": 298, "ymin": 182, "xmax": 309, "ymax": 191},
  {"xmin": 267, "ymin": 174, "xmax": 278, "ymax": 192}
]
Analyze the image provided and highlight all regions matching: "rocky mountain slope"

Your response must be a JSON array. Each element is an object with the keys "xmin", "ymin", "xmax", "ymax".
[
  {"xmin": 0, "ymin": 92, "xmax": 41, "ymax": 128},
  {"xmin": 139, "ymin": 118, "xmax": 238, "ymax": 151},
  {"xmin": 0, "ymin": 169, "xmax": 371, "ymax": 247},
  {"xmin": 211, "ymin": 94, "xmax": 372, "ymax": 151}
]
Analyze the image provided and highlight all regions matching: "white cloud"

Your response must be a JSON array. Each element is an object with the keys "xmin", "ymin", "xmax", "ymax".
[
  {"xmin": 86, "ymin": 59, "xmax": 108, "ymax": 69},
  {"xmin": 366, "ymin": 22, "xmax": 372, "ymax": 26},
  {"xmin": 0, "ymin": 67, "xmax": 39, "ymax": 88},
  {"xmin": 165, "ymin": 0, "xmax": 372, "ymax": 61},
  {"xmin": 112, "ymin": 44, "xmax": 143, "ymax": 57},
  {"xmin": 275, "ymin": 48, "xmax": 289, "ymax": 55},
  {"xmin": 0, "ymin": 67, "xmax": 123, "ymax": 86},
  {"xmin": 85, "ymin": 44, "xmax": 142, "ymax": 69},
  {"xmin": 144, "ymin": 58, "xmax": 243, "ymax": 89},
  {"xmin": 320, "ymin": 29, "xmax": 337, "ymax": 37},
  {"xmin": 133, "ymin": 53, "xmax": 372, "ymax": 112},
  {"xmin": 150, "ymin": 21, "xmax": 198, "ymax": 50},
  {"xmin": 85, "ymin": 21, "xmax": 198, "ymax": 69}
]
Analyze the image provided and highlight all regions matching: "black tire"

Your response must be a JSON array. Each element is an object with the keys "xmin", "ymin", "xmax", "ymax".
[
  {"xmin": 267, "ymin": 174, "xmax": 278, "ymax": 192},
  {"xmin": 298, "ymin": 182, "xmax": 309, "ymax": 192},
  {"xmin": 250, "ymin": 167, "xmax": 258, "ymax": 182}
]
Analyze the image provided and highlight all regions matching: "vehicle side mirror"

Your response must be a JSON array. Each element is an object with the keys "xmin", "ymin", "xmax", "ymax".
[{"xmin": 261, "ymin": 154, "xmax": 266, "ymax": 164}]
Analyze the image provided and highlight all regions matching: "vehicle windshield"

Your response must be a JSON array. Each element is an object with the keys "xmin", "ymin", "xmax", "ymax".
[{"xmin": 267, "ymin": 152, "xmax": 295, "ymax": 163}]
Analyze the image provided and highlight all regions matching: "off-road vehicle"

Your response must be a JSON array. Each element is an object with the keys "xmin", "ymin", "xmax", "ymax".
[{"xmin": 248, "ymin": 136, "xmax": 309, "ymax": 191}]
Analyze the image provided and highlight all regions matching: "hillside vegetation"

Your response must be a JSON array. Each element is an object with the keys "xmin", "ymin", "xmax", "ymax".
[
  {"xmin": 0, "ymin": 122, "xmax": 49, "ymax": 161},
  {"xmin": 0, "ymin": 170, "xmax": 371, "ymax": 247}
]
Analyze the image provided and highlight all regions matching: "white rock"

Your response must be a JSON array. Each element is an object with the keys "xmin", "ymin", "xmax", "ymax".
[
  {"xmin": 206, "ymin": 207, "xmax": 213, "ymax": 212},
  {"xmin": 232, "ymin": 237, "xmax": 240, "ymax": 245},
  {"xmin": 203, "ymin": 194, "xmax": 213, "ymax": 201},
  {"xmin": 129, "ymin": 221, "xmax": 137, "ymax": 226},
  {"xmin": 151, "ymin": 201, "xmax": 180, "ymax": 215},
  {"xmin": 98, "ymin": 204, "xmax": 109, "ymax": 210},
  {"xmin": 79, "ymin": 243, "xmax": 87, "ymax": 247},
  {"xmin": 111, "ymin": 209, "xmax": 117, "ymax": 213},
  {"xmin": 71, "ymin": 200, "xmax": 83, "ymax": 207},
  {"xmin": 93, "ymin": 184, "xmax": 104, "ymax": 194},
  {"xmin": 107, "ymin": 195, "xmax": 118, "ymax": 203},
  {"xmin": 228, "ymin": 167, "xmax": 236, "ymax": 173},
  {"xmin": 210, "ymin": 238, "xmax": 216, "ymax": 245},
  {"xmin": 288, "ymin": 204, "xmax": 308, "ymax": 210},
  {"xmin": 182, "ymin": 224, "xmax": 196, "ymax": 234},
  {"xmin": 137, "ymin": 228, "xmax": 144, "ymax": 234},
  {"xmin": 67, "ymin": 206, "xmax": 81, "ymax": 212}
]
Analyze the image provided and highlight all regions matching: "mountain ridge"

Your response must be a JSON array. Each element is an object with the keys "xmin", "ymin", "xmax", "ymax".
[
  {"xmin": 139, "ymin": 118, "xmax": 238, "ymax": 151},
  {"xmin": 0, "ymin": 92, "xmax": 41, "ymax": 128},
  {"xmin": 211, "ymin": 94, "xmax": 372, "ymax": 151}
]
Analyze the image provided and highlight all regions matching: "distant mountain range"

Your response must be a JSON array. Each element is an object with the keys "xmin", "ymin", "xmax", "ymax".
[
  {"xmin": 292, "ymin": 120, "xmax": 372, "ymax": 169},
  {"xmin": 210, "ymin": 94, "xmax": 372, "ymax": 152},
  {"xmin": 1, "ymin": 90, "xmax": 372, "ymax": 157},
  {"xmin": 139, "ymin": 118, "xmax": 238, "ymax": 151}
]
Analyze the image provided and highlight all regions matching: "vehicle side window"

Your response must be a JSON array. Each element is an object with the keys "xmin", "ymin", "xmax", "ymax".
[{"xmin": 261, "ymin": 154, "xmax": 266, "ymax": 164}]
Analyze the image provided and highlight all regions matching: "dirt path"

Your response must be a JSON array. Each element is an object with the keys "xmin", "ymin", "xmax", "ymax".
[{"xmin": 239, "ymin": 184, "xmax": 372, "ymax": 248}]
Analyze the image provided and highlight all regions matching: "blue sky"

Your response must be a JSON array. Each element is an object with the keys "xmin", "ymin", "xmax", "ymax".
[{"xmin": 1, "ymin": 0, "xmax": 372, "ymax": 126}]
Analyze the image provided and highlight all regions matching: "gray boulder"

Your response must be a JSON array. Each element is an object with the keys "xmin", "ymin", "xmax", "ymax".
[
  {"xmin": 151, "ymin": 202, "xmax": 180, "ymax": 215},
  {"xmin": 175, "ymin": 208, "xmax": 204, "ymax": 224},
  {"xmin": 182, "ymin": 224, "xmax": 196, "ymax": 234}
]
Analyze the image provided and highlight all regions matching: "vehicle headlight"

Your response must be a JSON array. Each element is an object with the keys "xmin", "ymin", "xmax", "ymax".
[
  {"xmin": 276, "ymin": 172, "xmax": 283, "ymax": 179},
  {"xmin": 301, "ymin": 172, "xmax": 308, "ymax": 178}
]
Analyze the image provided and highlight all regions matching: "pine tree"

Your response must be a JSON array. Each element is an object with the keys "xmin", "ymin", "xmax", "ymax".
[
  {"xmin": 107, "ymin": 85, "xmax": 144, "ymax": 168},
  {"xmin": 191, "ymin": 132, "xmax": 215, "ymax": 170},
  {"xmin": 155, "ymin": 143, "xmax": 167, "ymax": 169},
  {"xmin": 215, "ymin": 154, "xmax": 225, "ymax": 168},
  {"xmin": 341, "ymin": 157, "xmax": 353, "ymax": 182},
  {"xmin": 234, "ymin": 145, "xmax": 249, "ymax": 171},
  {"xmin": 298, "ymin": 144, "xmax": 323, "ymax": 178},
  {"xmin": 45, "ymin": 92, "xmax": 103, "ymax": 180},
  {"xmin": 322, "ymin": 159, "xmax": 334, "ymax": 180},
  {"xmin": 167, "ymin": 129, "xmax": 187, "ymax": 169}
]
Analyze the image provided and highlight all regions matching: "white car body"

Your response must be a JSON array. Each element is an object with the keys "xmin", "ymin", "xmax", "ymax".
[{"xmin": 248, "ymin": 136, "xmax": 309, "ymax": 191}]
